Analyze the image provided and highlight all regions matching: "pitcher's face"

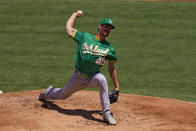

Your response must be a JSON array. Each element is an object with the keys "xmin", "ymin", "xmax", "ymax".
[{"xmin": 98, "ymin": 24, "xmax": 113, "ymax": 37}]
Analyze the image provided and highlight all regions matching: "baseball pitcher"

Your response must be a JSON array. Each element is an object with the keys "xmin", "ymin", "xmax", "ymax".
[{"xmin": 39, "ymin": 10, "xmax": 120, "ymax": 125}]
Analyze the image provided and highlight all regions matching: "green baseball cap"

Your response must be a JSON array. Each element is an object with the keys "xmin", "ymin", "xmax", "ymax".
[{"xmin": 100, "ymin": 18, "xmax": 115, "ymax": 29}]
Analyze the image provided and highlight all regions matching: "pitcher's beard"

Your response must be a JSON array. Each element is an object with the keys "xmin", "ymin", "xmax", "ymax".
[
  {"xmin": 100, "ymin": 31, "xmax": 109, "ymax": 38},
  {"xmin": 98, "ymin": 27, "xmax": 110, "ymax": 40}
]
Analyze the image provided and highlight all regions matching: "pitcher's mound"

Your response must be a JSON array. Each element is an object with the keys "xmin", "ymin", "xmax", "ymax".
[{"xmin": 0, "ymin": 90, "xmax": 196, "ymax": 131}]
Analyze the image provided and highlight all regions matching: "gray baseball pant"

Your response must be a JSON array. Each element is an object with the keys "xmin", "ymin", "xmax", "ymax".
[{"xmin": 45, "ymin": 70, "xmax": 111, "ymax": 116}]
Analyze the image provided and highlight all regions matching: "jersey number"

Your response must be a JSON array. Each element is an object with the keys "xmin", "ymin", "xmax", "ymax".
[{"xmin": 95, "ymin": 57, "xmax": 105, "ymax": 66}]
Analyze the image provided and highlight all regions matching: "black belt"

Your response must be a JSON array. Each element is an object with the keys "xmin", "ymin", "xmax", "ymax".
[{"xmin": 76, "ymin": 70, "xmax": 90, "ymax": 79}]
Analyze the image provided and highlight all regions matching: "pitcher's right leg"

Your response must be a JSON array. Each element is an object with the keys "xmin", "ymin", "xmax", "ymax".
[{"xmin": 39, "ymin": 71, "xmax": 89, "ymax": 100}]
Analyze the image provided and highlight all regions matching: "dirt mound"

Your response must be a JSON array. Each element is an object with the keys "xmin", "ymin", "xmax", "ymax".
[{"xmin": 0, "ymin": 90, "xmax": 196, "ymax": 131}]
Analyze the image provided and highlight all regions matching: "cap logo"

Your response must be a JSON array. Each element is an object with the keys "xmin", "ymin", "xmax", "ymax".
[{"xmin": 109, "ymin": 20, "xmax": 112, "ymax": 24}]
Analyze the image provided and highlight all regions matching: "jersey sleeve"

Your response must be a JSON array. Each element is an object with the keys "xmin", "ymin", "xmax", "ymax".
[
  {"xmin": 107, "ymin": 48, "xmax": 117, "ymax": 63},
  {"xmin": 72, "ymin": 29, "xmax": 84, "ymax": 44}
]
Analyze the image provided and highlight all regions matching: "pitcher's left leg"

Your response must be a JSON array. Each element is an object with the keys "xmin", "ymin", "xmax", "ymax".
[
  {"xmin": 88, "ymin": 73, "xmax": 110, "ymax": 115},
  {"xmin": 88, "ymin": 73, "xmax": 116, "ymax": 125}
]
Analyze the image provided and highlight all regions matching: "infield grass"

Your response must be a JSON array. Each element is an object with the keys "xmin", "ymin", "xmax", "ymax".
[{"xmin": 0, "ymin": 0, "xmax": 196, "ymax": 102}]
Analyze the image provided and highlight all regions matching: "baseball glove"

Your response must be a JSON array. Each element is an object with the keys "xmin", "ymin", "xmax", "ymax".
[{"xmin": 108, "ymin": 90, "xmax": 119, "ymax": 104}]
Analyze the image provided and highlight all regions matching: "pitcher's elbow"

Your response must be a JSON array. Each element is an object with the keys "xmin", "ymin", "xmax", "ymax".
[{"xmin": 65, "ymin": 27, "xmax": 72, "ymax": 37}]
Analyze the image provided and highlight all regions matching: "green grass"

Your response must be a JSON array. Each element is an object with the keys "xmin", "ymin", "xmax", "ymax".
[{"xmin": 0, "ymin": 0, "xmax": 196, "ymax": 102}]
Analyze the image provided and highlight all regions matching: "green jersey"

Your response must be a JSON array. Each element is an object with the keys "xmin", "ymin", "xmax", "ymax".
[{"xmin": 72, "ymin": 30, "xmax": 117, "ymax": 77}]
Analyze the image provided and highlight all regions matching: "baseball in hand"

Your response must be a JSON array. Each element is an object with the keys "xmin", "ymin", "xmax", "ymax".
[
  {"xmin": 78, "ymin": 10, "xmax": 83, "ymax": 16},
  {"xmin": 0, "ymin": 90, "xmax": 3, "ymax": 94}
]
